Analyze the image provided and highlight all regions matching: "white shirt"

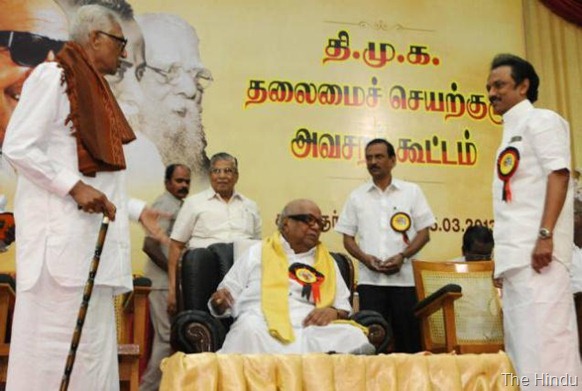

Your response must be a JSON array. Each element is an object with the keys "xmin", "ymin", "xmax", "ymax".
[
  {"xmin": 171, "ymin": 187, "xmax": 261, "ymax": 248},
  {"xmin": 492, "ymin": 100, "xmax": 573, "ymax": 276},
  {"xmin": 335, "ymin": 179, "xmax": 435, "ymax": 286},
  {"xmin": 3, "ymin": 62, "xmax": 144, "ymax": 293}
]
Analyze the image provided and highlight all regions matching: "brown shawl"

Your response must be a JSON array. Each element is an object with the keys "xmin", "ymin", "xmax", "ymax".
[{"xmin": 56, "ymin": 42, "xmax": 135, "ymax": 177}]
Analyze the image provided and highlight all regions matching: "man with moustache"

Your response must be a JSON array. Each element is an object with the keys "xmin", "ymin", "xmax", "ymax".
[
  {"xmin": 167, "ymin": 152, "xmax": 261, "ymax": 315},
  {"xmin": 209, "ymin": 199, "xmax": 371, "ymax": 354},
  {"xmin": 140, "ymin": 163, "xmax": 190, "ymax": 391},
  {"xmin": 136, "ymin": 13, "xmax": 211, "ymax": 186},
  {"xmin": 487, "ymin": 54, "xmax": 581, "ymax": 388},
  {"xmin": 335, "ymin": 138, "xmax": 435, "ymax": 353},
  {"xmin": 3, "ymin": 5, "xmax": 163, "ymax": 389}
]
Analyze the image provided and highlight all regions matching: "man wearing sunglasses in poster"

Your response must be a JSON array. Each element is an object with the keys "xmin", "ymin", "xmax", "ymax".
[
  {"xmin": 0, "ymin": 0, "xmax": 69, "ymax": 256},
  {"xmin": 0, "ymin": 0, "xmax": 68, "ymax": 149}
]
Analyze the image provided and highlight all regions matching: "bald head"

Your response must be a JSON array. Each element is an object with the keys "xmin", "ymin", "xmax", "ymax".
[{"xmin": 278, "ymin": 199, "xmax": 324, "ymax": 253}]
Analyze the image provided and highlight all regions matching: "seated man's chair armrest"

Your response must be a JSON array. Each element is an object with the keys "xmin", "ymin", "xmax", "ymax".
[
  {"xmin": 414, "ymin": 283, "xmax": 462, "ymax": 318},
  {"xmin": 351, "ymin": 310, "xmax": 392, "ymax": 354},
  {"xmin": 171, "ymin": 310, "xmax": 228, "ymax": 353}
]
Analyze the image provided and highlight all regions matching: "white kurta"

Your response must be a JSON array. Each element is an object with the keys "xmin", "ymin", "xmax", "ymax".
[
  {"xmin": 3, "ymin": 62, "xmax": 143, "ymax": 390},
  {"xmin": 210, "ymin": 238, "xmax": 369, "ymax": 354},
  {"xmin": 492, "ymin": 99, "xmax": 581, "ymax": 389}
]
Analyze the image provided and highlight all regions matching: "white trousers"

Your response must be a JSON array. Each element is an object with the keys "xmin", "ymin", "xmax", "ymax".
[
  {"xmin": 6, "ymin": 264, "xmax": 118, "ymax": 391},
  {"xmin": 503, "ymin": 262, "xmax": 582, "ymax": 390}
]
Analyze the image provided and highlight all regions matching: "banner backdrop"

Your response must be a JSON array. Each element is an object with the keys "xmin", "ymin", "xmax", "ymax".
[{"xmin": 0, "ymin": 0, "xmax": 524, "ymax": 272}]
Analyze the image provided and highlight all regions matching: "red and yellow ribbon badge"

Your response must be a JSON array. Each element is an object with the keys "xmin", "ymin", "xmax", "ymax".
[
  {"xmin": 497, "ymin": 147, "xmax": 520, "ymax": 202},
  {"xmin": 288, "ymin": 263, "xmax": 325, "ymax": 304},
  {"xmin": 390, "ymin": 212, "xmax": 411, "ymax": 244}
]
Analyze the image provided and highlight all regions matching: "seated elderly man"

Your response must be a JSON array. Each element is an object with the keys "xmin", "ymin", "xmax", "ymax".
[{"xmin": 209, "ymin": 199, "xmax": 371, "ymax": 354}]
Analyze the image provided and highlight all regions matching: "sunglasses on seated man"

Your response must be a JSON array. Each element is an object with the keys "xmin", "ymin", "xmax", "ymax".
[
  {"xmin": 287, "ymin": 214, "xmax": 325, "ymax": 229},
  {"xmin": 0, "ymin": 31, "xmax": 66, "ymax": 67}
]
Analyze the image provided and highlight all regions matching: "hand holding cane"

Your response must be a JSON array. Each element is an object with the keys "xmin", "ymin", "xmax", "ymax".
[{"xmin": 60, "ymin": 216, "xmax": 110, "ymax": 391}]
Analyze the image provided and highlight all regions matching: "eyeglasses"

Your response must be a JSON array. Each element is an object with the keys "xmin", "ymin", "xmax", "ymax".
[
  {"xmin": 145, "ymin": 64, "xmax": 213, "ymax": 89},
  {"xmin": 97, "ymin": 31, "xmax": 127, "ymax": 52},
  {"xmin": 210, "ymin": 167, "xmax": 237, "ymax": 176},
  {"xmin": 287, "ymin": 214, "xmax": 324, "ymax": 229},
  {"xmin": 0, "ymin": 31, "xmax": 65, "ymax": 67},
  {"xmin": 465, "ymin": 253, "xmax": 492, "ymax": 262}
]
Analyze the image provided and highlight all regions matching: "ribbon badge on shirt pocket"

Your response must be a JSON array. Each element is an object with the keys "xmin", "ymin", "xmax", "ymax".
[
  {"xmin": 390, "ymin": 212, "xmax": 411, "ymax": 244},
  {"xmin": 288, "ymin": 263, "xmax": 325, "ymax": 304},
  {"xmin": 497, "ymin": 146, "xmax": 520, "ymax": 202}
]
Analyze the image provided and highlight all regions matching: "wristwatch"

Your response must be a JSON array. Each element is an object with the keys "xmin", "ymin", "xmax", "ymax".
[{"xmin": 538, "ymin": 227, "xmax": 552, "ymax": 239}]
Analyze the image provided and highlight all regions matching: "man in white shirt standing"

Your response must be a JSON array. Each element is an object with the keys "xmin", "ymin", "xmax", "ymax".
[
  {"xmin": 335, "ymin": 138, "xmax": 435, "ymax": 353},
  {"xmin": 488, "ymin": 53, "xmax": 581, "ymax": 388},
  {"xmin": 167, "ymin": 152, "xmax": 261, "ymax": 314}
]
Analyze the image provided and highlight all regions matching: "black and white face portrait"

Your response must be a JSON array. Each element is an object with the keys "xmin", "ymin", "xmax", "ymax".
[{"xmin": 136, "ymin": 13, "xmax": 211, "ymax": 178}]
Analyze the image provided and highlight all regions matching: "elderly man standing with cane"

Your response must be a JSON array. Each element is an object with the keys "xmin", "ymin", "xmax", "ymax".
[{"xmin": 2, "ymin": 5, "xmax": 163, "ymax": 390}]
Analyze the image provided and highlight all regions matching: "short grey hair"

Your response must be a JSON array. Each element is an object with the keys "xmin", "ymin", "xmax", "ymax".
[
  {"xmin": 69, "ymin": 5, "xmax": 122, "ymax": 45},
  {"xmin": 210, "ymin": 152, "xmax": 238, "ymax": 172},
  {"xmin": 75, "ymin": 0, "xmax": 135, "ymax": 20}
]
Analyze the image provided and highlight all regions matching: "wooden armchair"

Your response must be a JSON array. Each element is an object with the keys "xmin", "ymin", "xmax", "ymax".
[
  {"xmin": 412, "ymin": 260, "xmax": 504, "ymax": 354},
  {"xmin": 0, "ymin": 274, "xmax": 15, "ymax": 384},
  {"xmin": 171, "ymin": 242, "xmax": 392, "ymax": 354},
  {"xmin": 116, "ymin": 276, "xmax": 152, "ymax": 391},
  {"xmin": 0, "ymin": 274, "xmax": 150, "ymax": 391}
]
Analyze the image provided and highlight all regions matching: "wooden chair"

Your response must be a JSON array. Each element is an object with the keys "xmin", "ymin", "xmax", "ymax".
[
  {"xmin": 115, "ymin": 277, "xmax": 152, "ymax": 391},
  {"xmin": 412, "ymin": 260, "xmax": 504, "ymax": 354},
  {"xmin": 0, "ymin": 274, "xmax": 150, "ymax": 391},
  {"xmin": 0, "ymin": 274, "xmax": 15, "ymax": 384}
]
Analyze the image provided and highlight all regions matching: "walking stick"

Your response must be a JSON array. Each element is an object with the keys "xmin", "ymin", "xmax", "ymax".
[{"xmin": 60, "ymin": 216, "xmax": 110, "ymax": 391}]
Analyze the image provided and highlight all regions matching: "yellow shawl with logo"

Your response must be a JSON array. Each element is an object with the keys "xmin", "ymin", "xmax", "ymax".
[{"xmin": 261, "ymin": 232, "xmax": 335, "ymax": 344}]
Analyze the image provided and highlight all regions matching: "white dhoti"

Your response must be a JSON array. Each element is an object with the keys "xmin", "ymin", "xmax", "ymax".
[
  {"xmin": 219, "ymin": 311, "xmax": 369, "ymax": 354},
  {"xmin": 7, "ymin": 265, "xmax": 119, "ymax": 391},
  {"xmin": 503, "ymin": 263, "xmax": 582, "ymax": 390}
]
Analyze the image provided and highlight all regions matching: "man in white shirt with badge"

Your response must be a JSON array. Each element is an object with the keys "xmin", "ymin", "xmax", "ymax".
[
  {"xmin": 488, "ymin": 53, "xmax": 581, "ymax": 388},
  {"xmin": 167, "ymin": 152, "xmax": 261, "ymax": 314},
  {"xmin": 335, "ymin": 138, "xmax": 435, "ymax": 353}
]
